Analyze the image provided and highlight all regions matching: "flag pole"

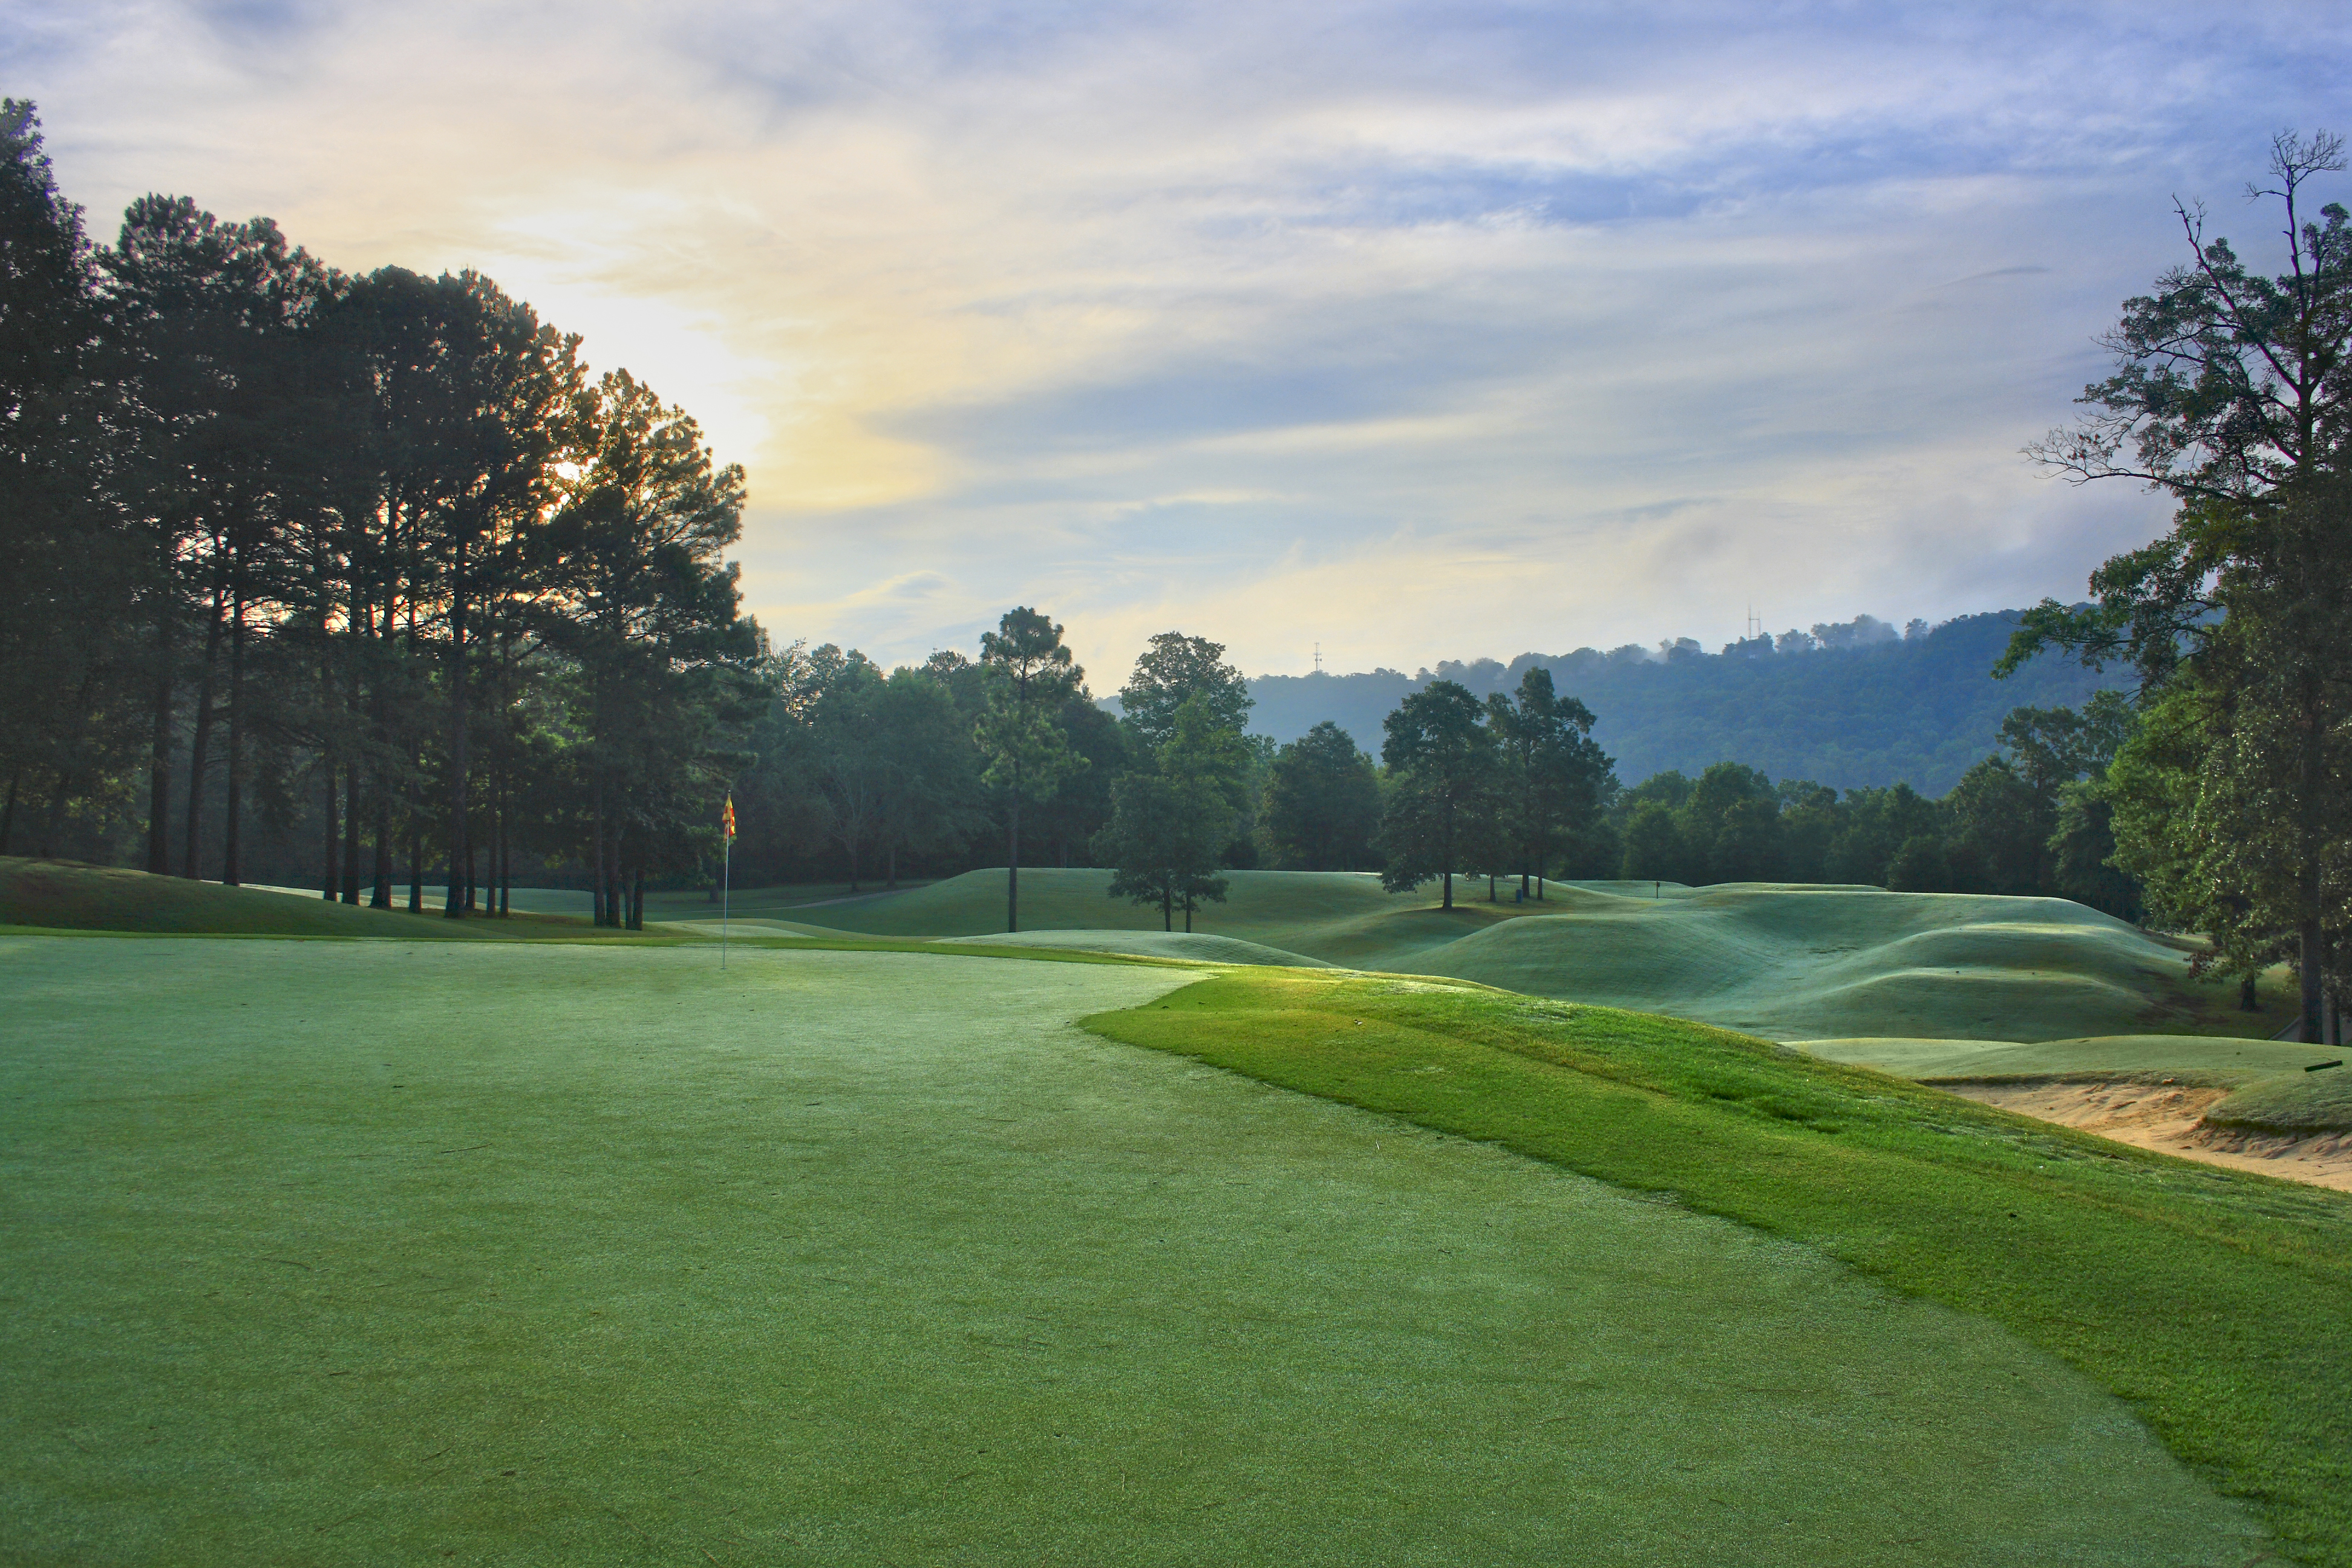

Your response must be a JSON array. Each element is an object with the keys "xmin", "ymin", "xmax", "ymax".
[{"xmin": 721, "ymin": 790, "xmax": 734, "ymax": 972}]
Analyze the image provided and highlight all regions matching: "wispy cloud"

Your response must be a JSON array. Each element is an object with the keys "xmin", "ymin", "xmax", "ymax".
[{"xmin": 12, "ymin": 0, "xmax": 2350, "ymax": 679}]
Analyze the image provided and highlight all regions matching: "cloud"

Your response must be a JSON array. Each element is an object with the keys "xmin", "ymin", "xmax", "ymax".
[{"xmin": 11, "ymin": 0, "xmax": 2347, "ymax": 680}]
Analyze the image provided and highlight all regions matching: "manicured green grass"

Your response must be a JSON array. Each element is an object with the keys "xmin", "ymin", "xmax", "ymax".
[
  {"xmin": 1405, "ymin": 882, "xmax": 2284, "ymax": 1040},
  {"xmin": 934, "ymin": 929, "xmax": 1331, "ymax": 965},
  {"xmin": 794, "ymin": 867, "xmax": 2284, "ymax": 1042},
  {"xmin": 0, "ymin": 859, "xmax": 595, "ymax": 941},
  {"xmin": 1800, "ymin": 1034, "xmax": 2343, "ymax": 1086},
  {"xmin": 1083, "ymin": 967, "xmax": 2352, "ymax": 1565},
  {"xmin": 791, "ymin": 865, "xmax": 1456, "ymax": 967},
  {"xmin": 641, "ymin": 879, "xmax": 938, "ymax": 922},
  {"xmin": 2208, "ymin": 1065, "xmax": 2352, "ymax": 1135},
  {"xmin": 2, "ymin": 936, "xmax": 2270, "ymax": 1565}
]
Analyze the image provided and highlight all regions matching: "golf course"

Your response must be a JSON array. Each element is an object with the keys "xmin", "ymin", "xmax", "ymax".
[{"xmin": 4, "ymin": 860, "xmax": 2350, "ymax": 1564}]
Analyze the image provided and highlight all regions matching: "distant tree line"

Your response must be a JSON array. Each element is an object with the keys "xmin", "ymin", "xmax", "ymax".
[{"xmin": 1602, "ymin": 694, "xmax": 2138, "ymax": 914}]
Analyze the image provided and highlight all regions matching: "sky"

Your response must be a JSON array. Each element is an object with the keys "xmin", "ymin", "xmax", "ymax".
[{"xmin": 8, "ymin": 1, "xmax": 2350, "ymax": 681}]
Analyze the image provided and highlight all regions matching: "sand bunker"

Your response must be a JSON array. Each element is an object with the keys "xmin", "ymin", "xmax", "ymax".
[{"xmin": 1945, "ymin": 1079, "xmax": 2352, "ymax": 1192}]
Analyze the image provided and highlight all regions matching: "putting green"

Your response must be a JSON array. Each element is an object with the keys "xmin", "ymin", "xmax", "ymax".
[{"xmin": 1, "ymin": 936, "xmax": 2260, "ymax": 1564}]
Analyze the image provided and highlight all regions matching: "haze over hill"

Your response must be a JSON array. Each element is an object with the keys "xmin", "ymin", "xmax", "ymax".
[{"xmin": 1243, "ymin": 610, "xmax": 2126, "ymax": 796}]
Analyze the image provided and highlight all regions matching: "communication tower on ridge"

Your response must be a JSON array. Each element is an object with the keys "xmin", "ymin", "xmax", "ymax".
[
  {"xmin": 1745, "ymin": 606, "xmax": 1763, "ymax": 641},
  {"xmin": 1313, "ymin": 642, "xmax": 1322, "ymax": 673}
]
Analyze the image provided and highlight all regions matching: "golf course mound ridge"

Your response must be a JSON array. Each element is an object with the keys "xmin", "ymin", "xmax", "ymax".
[
  {"xmin": 935, "ymin": 929, "xmax": 1333, "ymax": 967},
  {"xmin": 0, "ymin": 857, "xmax": 553, "ymax": 939},
  {"xmin": 1404, "ymin": 886, "xmax": 2247, "ymax": 1041},
  {"xmin": 791, "ymin": 868, "xmax": 2273, "ymax": 1041}
]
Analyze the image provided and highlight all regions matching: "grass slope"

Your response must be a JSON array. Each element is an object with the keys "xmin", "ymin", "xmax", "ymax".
[
  {"xmin": 0, "ymin": 859, "xmax": 591, "ymax": 940},
  {"xmin": 2209, "ymin": 1069, "xmax": 2352, "ymax": 1135},
  {"xmin": 1, "ymin": 936, "xmax": 2265, "ymax": 1566},
  {"xmin": 1801, "ymin": 1034, "xmax": 2343, "ymax": 1086},
  {"xmin": 1083, "ymin": 968, "xmax": 2352, "ymax": 1564},
  {"xmin": 796, "ymin": 868, "xmax": 2275, "ymax": 1042},
  {"xmin": 934, "ymin": 929, "xmax": 1333, "ymax": 965},
  {"xmin": 789, "ymin": 866, "xmax": 1475, "ymax": 970},
  {"xmin": 1410, "ymin": 883, "xmax": 2264, "ymax": 1040}
]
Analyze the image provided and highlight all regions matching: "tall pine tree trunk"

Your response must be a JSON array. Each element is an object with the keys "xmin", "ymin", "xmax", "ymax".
[
  {"xmin": 443, "ymin": 543, "xmax": 468, "ymax": 919},
  {"xmin": 321, "ymin": 761, "xmax": 338, "ymax": 897},
  {"xmin": 221, "ymin": 589, "xmax": 246, "ymax": 887},
  {"xmin": 342, "ymin": 763, "xmax": 362, "ymax": 904},
  {"xmin": 1005, "ymin": 759, "xmax": 1021, "ymax": 933},
  {"xmin": 371, "ymin": 797, "xmax": 391, "ymax": 907},
  {"xmin": 592, "ymin": 779, "xmax": 607, "ymax": 927},
  {"xmin": 145, "ymin": 615, "xmax": 174, "ymax": 874},
  {"xmin": 0, "ymin": 771, "xmax": 18, "ymax": 855},
  {"xmin": 1440, "ymin": 796, "xmax": 1454, "ymax": 909},
  {"xmin": 2299, "ymin": 673, "xmax": 2327, "ymax": 1043},
  {"xmin": 182, "ymin": 581, "xmax": 224, "ymax": 879}
]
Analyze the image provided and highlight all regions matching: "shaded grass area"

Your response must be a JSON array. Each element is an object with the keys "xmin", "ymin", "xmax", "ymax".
[
  {"xmin": 795, "ymin": 867, "xmax": 2286, "ymax": 1042},
  {"xmin": 1802, "ymin": 1034, "xmax": 2344, "ymax": 1087},
  {"xmin": 0, "ymin": 860, "xmax": 589, "ymax": 940},
  {"xmin": 1083, "ymin": 968, "xmax": 2352, "ymax": 1566},
  {"xmin": 1, "ymin": 938, "xmax": 2267, "ymax": 1566}
]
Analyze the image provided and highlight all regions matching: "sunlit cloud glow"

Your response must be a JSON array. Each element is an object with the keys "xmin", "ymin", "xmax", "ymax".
[{"xmin": 10, "ymin": 0, "xmax": 2348, "ymax": 680}]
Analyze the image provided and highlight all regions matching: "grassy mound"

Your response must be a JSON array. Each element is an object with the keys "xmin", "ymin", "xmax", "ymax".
[
  {"xmin": 1084, "ymin": 967, "xmax": 2352, "ymax": 1563},
  {"xmin": 1, "ymin": 935, "xmax": 2269, "ymax": 1564},
  {"xmin": 936, "ymin": 929, "xmax": 1331, "ymax": 966},
  {"xmin": 2207, "ymin": 1065, "xmax": 2352, "ymax": 1136},
  {"xmin": 1409, "ymin": 884, "xmax": 2246, "ymax": 1040},
  {"xmin": 799, "ymin": 868, "xmax": 2276, "ymax": 1042},
  {"xmin": 1801, "ymin": 1034, "xmax": 2344, "ymax": 1086},
  {"xmin": 0, "ymin": 858, "xmax": 587, "ymax": 939}
]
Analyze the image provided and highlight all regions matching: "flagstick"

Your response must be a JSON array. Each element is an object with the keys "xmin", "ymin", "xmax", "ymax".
[{"xmin": 722, "ymin": 830, "xmax": 731, "ymax": 971}]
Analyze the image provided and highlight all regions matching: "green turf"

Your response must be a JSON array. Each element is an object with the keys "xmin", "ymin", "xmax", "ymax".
[
  {"xmin": 0, "ymin": 858, "xmax": 603, "ymax": 940},
  {"xmin": 790, "ymin": 867, "xmax": 2282, "ymax": 1042},
  {"xmin": 1081, "ymin": 967, "xmax": 2352, "ymax": 1564},
  {"xmin": 938, "ymin": 929, "xmax": 1328, "ymax": 965},
  {"xmin": 2207, "ymin": 1065, "xmax": 2352, "ymax": 1135},
  {"xmin": 1404, "ymin": 883, "xmax": 2273, "ymax": 1040},
  {"xmin": 789, "ymin": 865, "xmax": 1478, "ymax": 970},
  {"xmin": 1800, "ymin": 1034, "xmax": 2345, "ymax": 1086},
  {"xmin": 1, "ymin": 936, "xmax": 2273, "ymax": 1566}
]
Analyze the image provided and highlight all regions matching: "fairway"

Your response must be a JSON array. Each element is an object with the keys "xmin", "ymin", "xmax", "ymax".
[{"xmin": 0, "ymin": 936, "xmax": 2264, "ymax": 1566}]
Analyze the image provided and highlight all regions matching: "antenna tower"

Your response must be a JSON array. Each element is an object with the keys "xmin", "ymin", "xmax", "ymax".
[
  {"xmin": 1314, "ymin": 642, "xmax": 1322, "ymax": 674},
  {"xmin": 1745, "ymin": 605, "xmax": 1763, "ymax": 641}
]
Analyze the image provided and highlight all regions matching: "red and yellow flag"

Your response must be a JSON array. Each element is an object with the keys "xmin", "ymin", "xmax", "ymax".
[{"xmin": 722, "ymin": 792, "xmax": 736, "ymax": 839}]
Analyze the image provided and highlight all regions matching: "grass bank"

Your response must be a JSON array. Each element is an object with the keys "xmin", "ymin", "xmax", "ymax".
[
  {"xmin": 0, "ymin": 859, "xmax": 589, "ymax": 940},
  {"xmin": 1084, "ymin": 967, "xmax": 2352, "ymax": 1565}
]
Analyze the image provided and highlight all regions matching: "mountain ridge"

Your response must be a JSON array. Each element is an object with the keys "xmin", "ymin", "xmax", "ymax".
[{"xmin": 1238, "ymin": 610, "xmax": 2125, "ymax": 795}]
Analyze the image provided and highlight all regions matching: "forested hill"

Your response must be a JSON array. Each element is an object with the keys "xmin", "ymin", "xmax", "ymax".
[{"xmin": 1245, "ymin": 612, "xmax": 2128, "ymax": 796}]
